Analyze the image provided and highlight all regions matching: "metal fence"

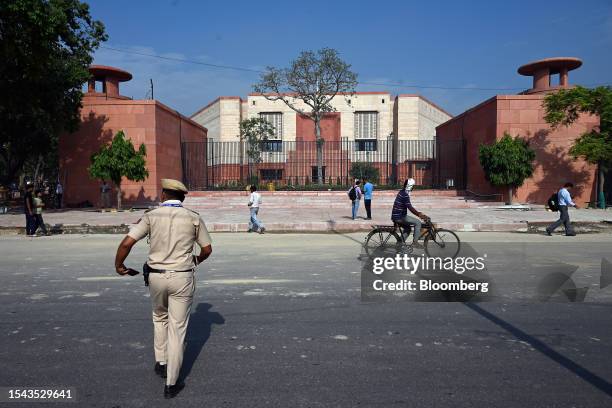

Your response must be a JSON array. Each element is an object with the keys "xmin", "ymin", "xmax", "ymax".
[{"xmin": 182, "ymin": 138, "xmax": 440, "ymax": 189}]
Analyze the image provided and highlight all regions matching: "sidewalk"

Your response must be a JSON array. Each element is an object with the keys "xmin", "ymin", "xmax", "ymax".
[{"xmin": 1, "ymin": 191, "xmax": 611, "ymax": 234}]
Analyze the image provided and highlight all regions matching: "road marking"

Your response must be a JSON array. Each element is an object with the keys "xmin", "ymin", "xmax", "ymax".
[{"xmin": 204, "ymin": 279, "xmax": 296, "ymax": 285}]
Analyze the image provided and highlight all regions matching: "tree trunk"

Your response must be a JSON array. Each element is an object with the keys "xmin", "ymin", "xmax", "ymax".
[
  {"xmin": 507, "ymin": 186, "xmax": 513, "ymax": 205},
  {"xmin": 598, "ymin": 162, "xmax": 605, "ymax": 209},
  {"xmin": 315, "ymin": 118, "xmax": 323, "ymax": 185},
  {"xmin": 33, "ymin": 154, "xmax": 43, "ymax": 189},
  {"xmin": 116, "ymin": 183, "xmax": 122, "ymax": 211}
]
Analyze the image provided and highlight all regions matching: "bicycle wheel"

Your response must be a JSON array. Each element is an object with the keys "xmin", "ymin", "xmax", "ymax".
[
  {"xmin": 364, "ymin": 228, "xmax": 402, "ymax": 258},
  {"xmin": 424, "ymin": 229, "xmax": 461, "ymax": 258}
]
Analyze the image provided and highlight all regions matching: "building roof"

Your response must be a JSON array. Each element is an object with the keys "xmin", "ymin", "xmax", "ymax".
[
  {"xmin": 518, "ymin": 57, "xmax": 582, "ymax": 76},
  {"xmin": 190, "ymin": 96, "xmax": 242, "ymax": 118},
  {"xmin": 397, "ymin": 94, "xmax": 453, "ymax": 118}
]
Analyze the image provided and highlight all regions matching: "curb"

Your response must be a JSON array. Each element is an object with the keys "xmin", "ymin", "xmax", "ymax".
[{"xmin": 1, "ymin": 221, "xmax": 609, "ymax": 236}]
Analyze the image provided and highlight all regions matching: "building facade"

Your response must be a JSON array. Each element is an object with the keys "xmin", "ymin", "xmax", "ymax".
[
  {"xmin": 192, "ymin": 92, "xmax": 451, "ymax": 143},
  {"xmin": 189, "ymin": 92, "xmax": 451, "ymax": 186},
  {"xmin": 436, "ymin": 58, "xmax": 599, "ymax": 205},
  {"xmin": 59, "ymin": 65, "xmax": 207, "ymax": 206}
]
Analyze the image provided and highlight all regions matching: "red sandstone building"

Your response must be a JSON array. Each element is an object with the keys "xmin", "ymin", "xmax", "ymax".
[
  {"xmin": 436, "ymin": 57, "xmax": 598, "ymax": 205},
  {"xmin": 59, "ymin": 66, "xmax": 207, "ymax": 206}
]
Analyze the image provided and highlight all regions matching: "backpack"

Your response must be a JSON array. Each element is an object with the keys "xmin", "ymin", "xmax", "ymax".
[
  {"xmin": 348, "ymin": 186, "xmax": 357, "ymax": 201},
  {"xmin": 547, "ymin": 192, "xmax": 559, "ymax": 212}
]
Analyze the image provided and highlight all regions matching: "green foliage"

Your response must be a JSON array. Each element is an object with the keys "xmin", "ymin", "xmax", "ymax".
[
  {"xmin": 544, "ymin": 86, "xmax": 612, "ymax": 207},
  {"xmin": 350, "ymin": 162, "xmax": 380, "ymax": 183},
  {"xmin": 254, "ymin": 48, "xmax": 358, "ymax": 184},
  {"xmin": 478, "ymin": 133, "xmax": 536, "ymax": 188},
  {"xmin": 0, "ymin": 0, "xmax": 107, "ymax": 183},
  {"xmin": 568, "ymin": 131, "xmax": 612, "ymax": 165},
  {"xmin": 544, "ymin": 86, "xmax": 612, "ymax": 165},
  {"xmin": 246, "ymin": 175, "xmax": 259, "ymax": 186},
  {"xmin": 88, "ymin": 131, "xmax": 148, "ymax": 186},
  {"xmin": 239, "ymin": 117, "xmax": 276, "ymax": 164}
]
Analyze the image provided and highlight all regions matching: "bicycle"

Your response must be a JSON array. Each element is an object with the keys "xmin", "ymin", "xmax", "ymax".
[{"xmin": 364, "ymin": 217, "xmax": 461, "ymax": 259}]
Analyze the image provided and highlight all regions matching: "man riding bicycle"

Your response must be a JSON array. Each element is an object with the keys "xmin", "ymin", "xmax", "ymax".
[{"xmin": 391, "ymin": 178, "xmax": 429, "ymax": 248}]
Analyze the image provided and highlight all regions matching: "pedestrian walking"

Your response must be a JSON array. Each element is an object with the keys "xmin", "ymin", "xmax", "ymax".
[
  {"xmin": 248, "ymin": 185, "xmax": 265, "ymax": 234},
  {"xmin": 363, "ymin": 178, "xmax": 374, "ymax": 220},
  {"xmin": 55, "ymin": 181, "xmax": 63, "ymax": 209},
  {"xmin": 348, "ymin": 180, "xmax": 362, "ymax": 220},
  {"xmin": 33, "ymin": 189, "xmax": 49, "ymax": 236},
  {"xmin": 100, "ymin": 180, "xmax": 111, "ymax": 209},
  {"xmin": 546, "ymin": 182, "xmax": 577, "ymax": 236},
  {"xmin": 23, "ymin": 183, "xmax": 36, "ymax": 237},
  {"xmin": 114, "ymin": 179, "xmax": 213, "ymax": 399}
]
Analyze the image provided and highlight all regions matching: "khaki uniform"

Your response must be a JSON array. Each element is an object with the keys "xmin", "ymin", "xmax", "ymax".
[{"xmin": 128, "ymin": 201, "xmax": 212, "ymax": 385}]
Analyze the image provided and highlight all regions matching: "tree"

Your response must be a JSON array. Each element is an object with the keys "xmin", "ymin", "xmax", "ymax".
[
  {"xmin": 0, "ymin": 0, "xmax": 107, "ymax": 185},
  {"xmin": 544, "ymin": 86, "xmax": 612, "ymax": 208},
  {"xmin": 239, "ymin": 117, "xmax": 276, "ymax": 185},
  {"xmin": 478, "ymin": 133, "xmax": 536, "ymax": 204},
  {"xmin": 253, "ymin": 48, "xmax": 358, "ymax": 185},
  {"xmin": 350, "ymin": 162, "xmax": 380, "ymax": 184},
  {"xmin": 88, "ymin": 131, "xmax": 148, "ymax": 210}
]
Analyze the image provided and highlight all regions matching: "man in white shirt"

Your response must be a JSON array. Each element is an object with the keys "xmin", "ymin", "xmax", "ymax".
[
  {"xmin": 546, "ymin": 182, "xmax": 577, "ymax": 236},
  {"xmin": 55, "ymin": 181, "xmax": 63, "ymax": 209},
  {"xmin": 248, "ymin": 185, "xmax": 265, "ymax": 234}
]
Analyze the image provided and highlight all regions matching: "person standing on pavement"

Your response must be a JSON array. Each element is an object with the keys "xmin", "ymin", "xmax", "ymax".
[
  {"xmin": 546, "ymin": 182, "xmax": 578, "ymax": 236},
  {"xmin": 24, "ymin": 183, "xmax": 36, "ymax": 237},
  {"xmin": 348, "ymin": 180, "xmax": 362, "ymax": 220},
  {"xmin": 248, "ymin": 185, "xmax": 265, "ymax": 234},
  {"xmin": 100, "ymin": 180, "xmax": 111, "ymax": 209},
  {"xmin": 114, "ymin": 179, "xmax": 213, "ymax": 399},
  {"xmin": 55, "ymin": 181, "xmax": 63, "ymax": 209},
  {"xmin": 33, "ymin": 189, "xmax": 49, "ymax": 236},
  {"xmin": 363, "ymin": 178, "xmax": 374, "ymax": 220}
]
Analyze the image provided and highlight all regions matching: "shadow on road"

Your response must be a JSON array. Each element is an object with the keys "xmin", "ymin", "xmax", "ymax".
[
  {"xmin": 465, "ymin": 302, "xmax": 612, "ymax": 398},
  {"xmin": 179, "ymin": 303, "xmax": 225, "ymax": 383}
]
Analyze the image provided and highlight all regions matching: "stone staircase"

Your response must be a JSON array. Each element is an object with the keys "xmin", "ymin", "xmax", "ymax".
[{"xmin": 184, "ymin": 190, "xmax": 504, "ymax": 210}]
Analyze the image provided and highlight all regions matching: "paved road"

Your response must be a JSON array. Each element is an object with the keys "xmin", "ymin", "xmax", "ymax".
[{"xmin": 1, "ymin": 232, "xmax": 612, "ymax": 407}]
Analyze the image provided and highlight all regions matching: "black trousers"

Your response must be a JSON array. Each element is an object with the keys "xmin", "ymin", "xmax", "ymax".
[
  {"xmin": 34, "ymin": 214, "xmax": 48, "ymax": 235},
  {"xmin": 364, "ymin": 199, "xmax": 372, "ymax": 219},
  {"xmin": 547, "ymin": 205, "xmax": 574, "ymax": 234},
  {"xmin": 25, "ymin": 214, "xmax": 36, "ymax": 235}
]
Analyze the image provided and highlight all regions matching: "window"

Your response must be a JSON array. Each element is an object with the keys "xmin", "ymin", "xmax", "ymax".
[
  {"xmin": 311, "ymin": 166, "xmax": 326, "ymax": 183},
  {"xmin": 259, "ymin": 112, "xmax": 283, "ymax": 139},
  {"xmin": 354, "ymin": 111, "xmax": 378, "ymax": 139},
  {"xmin": 355, "ymin": 140, "xmax": 378, "ymax": 152},
  {"xmin": 260, "ymin": 169, "xmax": 283, "ymax": 181},
  {"xmin": 416, "ymin": 162, "xmax": 431, "ymax": 170},
  {"xmin": 260, "ymin": 140, "xmax": 283, "ymax": 152}
]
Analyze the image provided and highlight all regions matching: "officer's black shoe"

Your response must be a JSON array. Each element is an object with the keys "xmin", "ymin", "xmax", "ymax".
[
  {"xmin": 154, "ymin": 362, "xmax": 167, "ymax": 379},
  {"xmin": 545, "ymin": 229, "xmax": 552, "ymax": 236},
  {"xmin": 565, "ymin": 232, "xmax": 577, "ymax": 236},
  {"xmin": 164, "ymin": 383, "xmax": 184, "ymax": 399}
]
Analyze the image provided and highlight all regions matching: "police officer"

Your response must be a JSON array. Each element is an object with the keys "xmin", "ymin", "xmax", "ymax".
[{"xmin": 114, "ymin": 179, "xmax": 212, "ymax": 399}]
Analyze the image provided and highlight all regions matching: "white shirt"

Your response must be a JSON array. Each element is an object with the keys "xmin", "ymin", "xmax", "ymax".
[
  {"xmin": 56, "ymin": 183, "xmax": 63, "ymax": 194},
  {"xmin": 249, "ymin": 192, "xmax": 262, "ymax": 208}
]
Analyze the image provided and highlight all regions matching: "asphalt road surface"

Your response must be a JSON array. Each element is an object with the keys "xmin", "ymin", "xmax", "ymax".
[{"xmin": 1, "ymin": 232, "xmax": 612, "ymax": 407}]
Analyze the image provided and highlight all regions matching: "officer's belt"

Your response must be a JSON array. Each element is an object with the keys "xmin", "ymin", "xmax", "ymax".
[{"xmin": 146, "ymin": 266, "xmax": 193, "ymax": 273}]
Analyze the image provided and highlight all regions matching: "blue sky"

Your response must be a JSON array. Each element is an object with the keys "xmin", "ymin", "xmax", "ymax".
[{"xmin": 89, "ymin": 0, "xmax": 612, "ymax": 117}]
